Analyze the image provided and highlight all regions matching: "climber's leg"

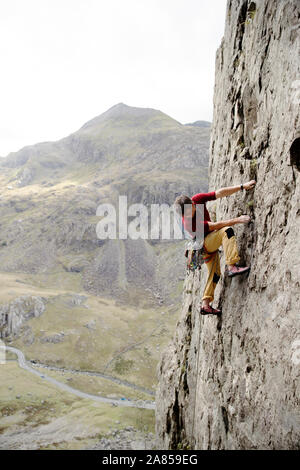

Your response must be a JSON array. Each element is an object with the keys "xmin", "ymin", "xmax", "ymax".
[
  {"xmin": 201, "ymin": 229, "xmax": 224, "ymax": 308},
  {"xmin": 204, "ymin": 226, "xmax": 250, "ymax": 278},
  {"xmin": 215, "ymin": 227, "xmax": 252, "ymax": 276},
  {"xmin": 219, "ymin": 226, "xmax": 240, "ymax": 265},
  {"xmin": 204, "ymin": 226, "xmax": 240, "ymax": 266},
  {"xmin": 201, "ymin": 227, "xmax": 241, "ymax": 312},
  {"xmin": 202, "ymin": 250, "xmax": 221, "ymax": 304}
]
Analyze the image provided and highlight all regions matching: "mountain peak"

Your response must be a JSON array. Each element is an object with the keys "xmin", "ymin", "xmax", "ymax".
[
  {"xmin": 184, "ymin": 120, "xmax": 211, "ymax": 128},
  {"xmin": 79, "ymin": 103, "xmax": 180, "ymax": 131}
]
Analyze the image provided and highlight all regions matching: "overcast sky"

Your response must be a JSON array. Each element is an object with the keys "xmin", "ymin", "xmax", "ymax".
[{"xmin": 0, "ymin": 0, "xmax": 227, "ymax": 157}]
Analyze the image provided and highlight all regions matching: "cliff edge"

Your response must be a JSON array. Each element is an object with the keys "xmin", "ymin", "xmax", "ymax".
[{"xmin": 155, "ymin": 0, "xmax": 300, "ymax": 449}]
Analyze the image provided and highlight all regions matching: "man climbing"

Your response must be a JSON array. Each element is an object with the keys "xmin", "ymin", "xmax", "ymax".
[{"xmin": 174, "ymin": 180, "xmax": 256, "ymax": 315}]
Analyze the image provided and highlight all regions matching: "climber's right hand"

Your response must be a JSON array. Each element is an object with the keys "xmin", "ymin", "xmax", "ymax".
[{"xmin": 237, "ymin": 215, "xmax": 251, "ymax": 224}]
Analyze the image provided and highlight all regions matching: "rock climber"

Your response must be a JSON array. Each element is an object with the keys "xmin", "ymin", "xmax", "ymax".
[{"xmin": 174, "ymin": 180, "xmax": 256, "ymax": 315}]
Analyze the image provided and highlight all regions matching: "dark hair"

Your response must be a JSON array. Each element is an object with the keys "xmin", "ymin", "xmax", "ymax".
[{"xmin": 174, "ymin": 194, "xmax": 192, "ymax": 215}]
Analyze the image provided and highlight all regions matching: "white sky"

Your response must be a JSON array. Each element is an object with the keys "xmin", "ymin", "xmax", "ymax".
[{"xmin": 0, "ymin": 0, "xmax": 227, "ymax": 157}]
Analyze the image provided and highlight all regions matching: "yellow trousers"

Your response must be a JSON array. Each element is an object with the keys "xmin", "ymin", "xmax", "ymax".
[{"xmin": 202, "ymin": 226, "xmax": 240, "ymax": 302}]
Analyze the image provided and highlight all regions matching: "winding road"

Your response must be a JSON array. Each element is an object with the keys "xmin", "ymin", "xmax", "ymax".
[
  {"xmin": 0, "ymin": 345, "xmax": 155, "ymax": 410},
  {"xmin": 28, "ymin": 361, "xmax": 155, "ymax": 396}
]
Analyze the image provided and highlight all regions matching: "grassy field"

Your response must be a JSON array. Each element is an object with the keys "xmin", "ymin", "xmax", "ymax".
[
  {"xmin": 0, "ymin": 362, "xmax": 155, "ymax": 450},
  {"xmin": 0, "ymin": 270, "xmax": 178, "ymax": 449},
  {"xmin": 33, "ymin": 366, "xmax": 154, "ymax": 401},
  {"xmin": 3, "ymin": 274, "xmax": 177, "ymax": 389}
]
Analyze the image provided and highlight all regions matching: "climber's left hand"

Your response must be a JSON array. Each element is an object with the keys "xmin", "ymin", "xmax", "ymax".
[{"xmin": 244, "ymin": 180, "xmax": 256, "ymax": 190}]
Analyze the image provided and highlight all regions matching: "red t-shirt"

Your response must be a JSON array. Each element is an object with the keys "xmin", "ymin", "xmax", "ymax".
[{"xmin": 182, "ymin": 191, "xmax": 216, "ymax": 238}]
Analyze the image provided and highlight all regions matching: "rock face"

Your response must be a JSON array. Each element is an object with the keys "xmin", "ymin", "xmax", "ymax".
[
  {"xmin": 155, "ymin": 0, "xmax": 300, "ymax": 450},
  {"xmin": 0, "ymin": 296, "xmax": 45, "ymax": 339}
]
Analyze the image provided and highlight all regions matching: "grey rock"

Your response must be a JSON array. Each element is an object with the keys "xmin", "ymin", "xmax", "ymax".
[
  {"xmin": 155, "ymin": 0, "xmax": 300, "ymax": 450},
  {"xmin": 22, "ymin": 327, "xmax": 35, "ymax": 346},
  {"xmin": 84, "ymin": 320, "xmax": 96, "ymax": 331},
  {"xmin": 0, "ymin": 296, "xmax": 45, "ymax": 339},
  {"xmin": 40, "ymin": 333, "xmax": 65, "ymax": 344},
  {"xmin": 17, "ymin": 167, "xmax": 34, "ymax": 187},
  {"xmin": 87, "ymin": 427, "xmax": 156, "ymax": 450}
]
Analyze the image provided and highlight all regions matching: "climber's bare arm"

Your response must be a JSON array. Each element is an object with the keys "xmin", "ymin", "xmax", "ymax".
[
  {"xmin": 215, "ymin": 180, "xmax": 256, "ymax": 199},
  {"xmin": 207, "ymin": 215, "xmax": 251, "ymax": 232}
]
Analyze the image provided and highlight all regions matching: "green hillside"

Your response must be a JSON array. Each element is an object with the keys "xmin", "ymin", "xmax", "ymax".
[
  {"xmin": 0, "ymin": 103, "xmax": 210, "ymax": 449},
  {"xmin": 0, "ymin": 103, "xmax": 210, "ymax": 305}
]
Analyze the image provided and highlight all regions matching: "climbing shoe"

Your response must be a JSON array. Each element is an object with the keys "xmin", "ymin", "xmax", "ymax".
[
  {"xmin": 227, "ymin": 265, "xmax": 250, "ymax": 277},
  {"xmin": 200, "ymin": 305, "xmax": 222, "ymax": 316}
]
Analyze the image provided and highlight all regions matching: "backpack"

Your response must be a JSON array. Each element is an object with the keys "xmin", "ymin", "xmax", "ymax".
[
  {"xmin": 173, "ymin": 204, "xmax": 217, "ymax": 271},
  {"xmin": 185, "ymin": 239, "xmax": 206, "ymax": 271},
  {"xmin": 185, "ymin": 239, "xmax": 219, "ymax": 271}
]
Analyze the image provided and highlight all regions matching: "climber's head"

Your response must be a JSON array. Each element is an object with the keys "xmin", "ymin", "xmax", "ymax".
[{"xmin": 174, "ymin": 194, "xmax": 195, "ymax": 219}]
